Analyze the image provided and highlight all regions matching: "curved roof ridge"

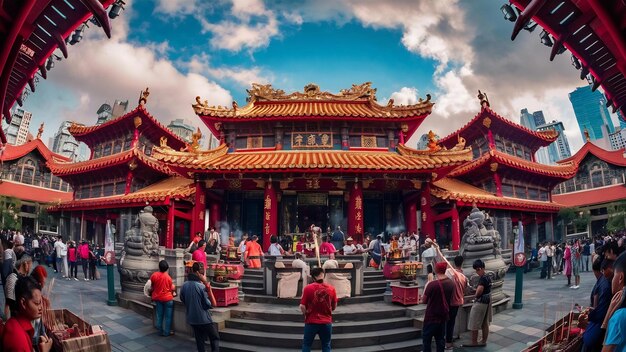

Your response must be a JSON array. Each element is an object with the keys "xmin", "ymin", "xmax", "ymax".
[
  {"xmin": 68, "ymin": 105, "xmax": 188, "ymax": 148},
  {"xmin": 439, "ymin": 107, "xmax": 558, "ymax": 148},
  {"xmin": 1, "ymin": 138, "xmax": 71, "ymax": 163},
  {"xmin": 558, "ymin": 141, "xmax": 626, "ymax": 167}
]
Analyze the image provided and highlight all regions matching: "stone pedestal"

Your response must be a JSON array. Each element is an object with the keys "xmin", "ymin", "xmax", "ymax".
[
  {"xmin": 383, "ymin": 279, "xmax": 400, "ymax": 303},
  {"xmin": 159, "ymin": 247, "xmax": 186, "ymax": 291}
]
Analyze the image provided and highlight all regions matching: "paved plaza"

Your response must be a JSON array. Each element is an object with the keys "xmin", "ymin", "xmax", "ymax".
[{"xmin": 0, "ymin": 265, "xmax": 598, "ymax": 352}]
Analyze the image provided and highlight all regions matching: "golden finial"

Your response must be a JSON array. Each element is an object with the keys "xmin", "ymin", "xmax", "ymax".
[
  {"xmin": 232, "ymin": 101, "xmax": 238, "ymax": 112},
  {"xmin": 138, "ymin": 87, "xmax": 150, "ymax": 106},
  {"xmin": 477, "ymin": 90, "xmax": 490, "ymax": 108},
  {"xmin": 584, "ymin": 129, "xmax": 590, "ymax": 142},
  {"xmin": 427, "ymin": 130, "xmax": 442, "ymax": 152},
  {"xmin": 386, "ymin": 98, "xmax": 394, "ymax": 107},
  {"xmin": 190, "ymin": 127, "xmax": 202, "ymax": 151},
  {"xmin": 36, "ymin": 123, "xmax": 44, "ymax": 139}
]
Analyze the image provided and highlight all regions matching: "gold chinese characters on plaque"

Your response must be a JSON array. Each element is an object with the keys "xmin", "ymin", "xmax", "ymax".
[{"xmin": 291, "ymin": 132, "xmax": 333, "ymax": 149}]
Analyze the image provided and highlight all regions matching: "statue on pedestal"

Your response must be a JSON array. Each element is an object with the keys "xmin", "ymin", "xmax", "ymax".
[
  {"xmin": 119, "ymin": 206, "xmax": 161, "ymax": 300},
  {"xmin": 458, "ymin": 206, "xmax": 509, "ymax": 303}
]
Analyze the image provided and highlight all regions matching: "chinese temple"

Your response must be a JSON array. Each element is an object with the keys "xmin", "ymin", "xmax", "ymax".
[
  {"xmin": 47, "ymin": 90, "xmax": 194, "ymax": 246},
  {"xmin": 0, "ymin": 127, "xmax": 72, "ymax": 233},
  {"xmin": 553, "ymin": 140, "xmax": 626, "ymax": 235},
  {"xmin": 507, "ymin": 0, "xmax": 626, "ymax": 121},
  {"xmin": 152, "ymin": 83, "xmax": 474, "ymax": 250},
  {"xmin": 0, "ymin": 0, "xmax": 119, "ymax": 143},
  {"xmin": 432, "ymin": 94, "xmax": 578, "ymax": 248}
]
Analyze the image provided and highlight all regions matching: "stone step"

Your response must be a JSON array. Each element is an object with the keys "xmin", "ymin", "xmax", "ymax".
[
  {"xmin": 243, "ymin": 269, "xmax": 264, "ymax": 277},
  {"xmin": 221, "ymin": 338, "xmax": 423, "ymax": 352},
  {"xmin": 363, "ymin": 270, "xmax": 385, "ymax": 277},
  {"xmin": 229, "ymin": 304, "xmax": 407, "ymax": 322},
  {"xmin": 243, "ymin": 293, "xmax": 383, "ymax": 305},
  {"xmin": 241, "ymin": 278, "xmax": 264, "ymax": 288},
  {"xmin": 364, "ymin": 274, "xmax": 385, "ymax": 282},
  {"xmin": 363, "ymin": 279, "xmax": 388, "ymax": 289},
  {"xmin": 242, "ymin": 286, "xmax": 265, "ymax": 295},
  {"xmin": 225, "ymin": 316, "xmax": 414, "ymax": 334},
  {"xmin": 219, "ymin": 327, "xmax": 420, "ymax": 349},
  {"xmin": 363, "ymin": 287, "xmax": 387, "ymax": 295}
]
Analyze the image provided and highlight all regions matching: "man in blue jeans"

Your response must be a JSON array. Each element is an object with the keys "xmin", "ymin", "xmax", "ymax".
[{"xmin": 300, "ymin": 267, "xmax": 338, "ymax": 352}]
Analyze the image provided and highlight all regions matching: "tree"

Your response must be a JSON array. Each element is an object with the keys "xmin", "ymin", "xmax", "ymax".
[
  {"xmin": 0, "ymin": 196, "xmax": 22, "ymax": 230},
  {"xmin": 558, "ymin": 207, "xmax": 577, "ymax": 234},
  {"xmin": 606, "ymin": 201, "xmax": 626, "ymax": 233}
]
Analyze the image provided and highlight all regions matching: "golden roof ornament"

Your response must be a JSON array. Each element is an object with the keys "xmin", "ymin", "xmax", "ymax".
[
  {"xmin": 584, "ymin": 129, "xmax": 590, "ymax": 142},
  {"xmin": 477, "ymin": 90, "xmax": 490, "ymax": 108},
  {"xmin": 138, "ymin": 87, "xmax": 150, "ymax": 106},
  {"xmin": 427, "ymin": 130, "xmax": 442, "ymax": 152},
  {"xmin": 36, "ymin": 123, "xmax": 44, "ymax": 139},
  {"xmin": 189, "ymin": 127, "xmax": 202, "ymax": 152}
]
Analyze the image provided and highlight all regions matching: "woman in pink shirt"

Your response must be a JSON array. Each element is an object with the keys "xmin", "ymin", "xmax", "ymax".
[
  {"xmin": 67, "ymin": 242, "xmax": 78, "ymax": 281},
  {"xmin": 319, "ymin": 236, "xmax": 336, "ymax": 255},
  {"xmin": 192, "ymin": 240, "xmax": 208, "ymax": 270}
]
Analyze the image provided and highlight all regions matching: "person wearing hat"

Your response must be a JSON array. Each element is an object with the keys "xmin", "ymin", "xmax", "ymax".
[
  {"xmin": 421, "ymin": 261, "xmax": 454, "ymax": 352},
  {"xmin": 343, "ymin": 237, "xmax": 357, "ymax": 255}
]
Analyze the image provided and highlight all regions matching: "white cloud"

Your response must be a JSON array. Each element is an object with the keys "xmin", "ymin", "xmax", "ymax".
[
  {"xmin": 22, "ymin": 5, "xmax": 232, "ymax": 145},
  {"xmin": 198, "ymin": 0, "xmax": 279, "ymax": 53},
  {"xmin": 154, "ymin": 0, "xmax": 199, "ymax": 16},
  {"xmin": 390, "ymin": 87, "xmax": 419, "ymax": 105},
  {"xmin": 187, "ymin": 54, "xmax": 272, "ymax": 88}
]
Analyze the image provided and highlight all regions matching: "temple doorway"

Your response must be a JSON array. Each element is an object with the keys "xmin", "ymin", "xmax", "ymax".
[{"xmin": 296, "ymin": 193, "xmax": 328, "ymax": 233}]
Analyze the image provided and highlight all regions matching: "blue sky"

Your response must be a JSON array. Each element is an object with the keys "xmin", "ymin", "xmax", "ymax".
[{"xmin": 19, "ymin": 0, "xmax": 619, "ymax": 152}]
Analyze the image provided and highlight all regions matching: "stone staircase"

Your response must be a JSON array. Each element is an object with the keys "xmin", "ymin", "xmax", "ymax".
[
  {"xmin": 220, "ymin": 302, "xmax": 423, "ymax": 352},
  {"xmin": 241, "ymin": 268, "xmax": 265, "ymax": 295},
  {"xmin": 362, "ymin": 269, "xmax": 387, "ymax": 296}
]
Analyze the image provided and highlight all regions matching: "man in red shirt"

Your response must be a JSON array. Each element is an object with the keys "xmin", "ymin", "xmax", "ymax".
[
  {"xmin": 150, "ymin": 260, "xmax": 176, "ymax": 336},
  {"xmin": 319, "ymin": 236, "xmax": 336, "ymax": 256},
  {"xmin": 2, "ymin": 276, "xmax": 52, "ymax": 352},
  {"xmin": 192, "ymin": 240, "xmax": 208, "ymax": 270},
  {"xmin": 299, "ymin": 267, "xmax": 337, "ymax": 352},
  {"xmin": 421, "ymin": 262, "xmax": 455, "ymax": 352}
]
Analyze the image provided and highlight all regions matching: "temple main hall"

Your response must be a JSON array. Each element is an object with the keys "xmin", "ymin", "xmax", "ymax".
[{"xmin": 50, "ymin": 83, "xmax": 575, "ymax": 251}]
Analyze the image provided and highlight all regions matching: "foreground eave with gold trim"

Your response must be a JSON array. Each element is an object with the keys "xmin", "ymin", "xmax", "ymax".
[
  {"xmin": 432, "ymin": 178, "xmax": 562, "ymax": 212},
  {"xmin": 151, "ymin": 142, "xmax": 473, "ymax": 175}
]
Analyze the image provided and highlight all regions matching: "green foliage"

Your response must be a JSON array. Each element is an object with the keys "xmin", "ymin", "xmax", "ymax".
[
  {"xmin": 558, "ymin": 207, "xmax": 590, "ymax": 233},
  {"xmin": 606, "ymin": 201, "xmax": 626, "ymax": 233},
  {"xmin": 0, "ymin": 196, "xmax": 22, "ymax": 230}
]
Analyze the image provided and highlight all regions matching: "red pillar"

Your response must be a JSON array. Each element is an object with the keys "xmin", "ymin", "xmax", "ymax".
[
  {"xmin": 404, "ymin": 201, "xmax": 418, "ymax": 234},
  {"xmin": 451, "ymin": 204, "xmax": 460, "ymax": 250},
  {"xmin": 166, "ymin": 201, "xmax": 175, "ymax": 248},
  {"xmin": 493, "ymin": 172, "xmax": 503, "ymax": 197},
  {"xmin": 124, "ymin": 171, "xmax": 133, "ymax": 195},
  {"xmin": 348, "ymin": 181, "xmax": 364, "ymax": 243},
  {"xmin": 263, "ymin": 181, "xmax": 278, "ymax": 252},
  {"xmin": 209, "ymin": 201, "xmax": 221, "ymax": 230},
  {"xmin": 191, "ymin": 181, "xmax": 206, "ymax": 236},
  {"xmin": 421, "ymin": 182, "xmax": 436, "ymax": 240}
]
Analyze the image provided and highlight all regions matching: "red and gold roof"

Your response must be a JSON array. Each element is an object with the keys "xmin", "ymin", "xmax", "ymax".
[
  {"xmin": 439, "ymin": 107, "xmax": 558, "ymax": 152},
  {"xmin": 68, "ymin": 104, "xmax": 188, "ymax": 150},
  {"xmin": 47, "ymin": 146, "xmax": 174, "ymax": 179},
  {"xmin": 553, "ymin": 184, "xmax": 626, "ymax": 208},
  {"xmin": 151, "ymin": 141, "xmax": 473, "ymax": 175},
  {"xmin": 448, "ymin": 148, "xmax": 578, "ymax": 181},
  {"xmin": 49, "ymin": 177, "xmax": 194, "ymax": 211},
  {"xmin": 0, "ymin": 180, "xmax": 72, "ymax": 204},
  {"xmin": 559, "ymin": 142, "xmax": 626, "ymax": 167},
  {"xmin": 1, "ymin": 138, "xmax": 71, "ymax": 163},
  {"xmin": 432, "ymin": 177, "xmax": 561, "ymax": 212},
  {"xmin": 195, "ymin": 83, "xmax": 434, "ymax": 140}
]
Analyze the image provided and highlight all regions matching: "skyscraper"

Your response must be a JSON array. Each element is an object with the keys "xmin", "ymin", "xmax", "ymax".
[
  {"xmin": 167, "ymin": 118, "xmax": 196, "ymax": 142},
  {"xmin": 520, "ymin": 109, "xmax": 546, "ymax": 130},
  {"xmin": 51, "ymin": 121, "xmax": 88, "ymax": 161},
  {"xmin": 569, "ymin": 86, "xmax": 615, "ymax": 143},
  {"xmin": 536, "ymin": 121, "xmax": 572, "ymax": 164},
  {"xmin": 2, "ymin": 108, "xmax": 32, "ymax": 145},
  {"xmin": 96, "ymin": 100, "xmax": 129, "ymax": 125}
]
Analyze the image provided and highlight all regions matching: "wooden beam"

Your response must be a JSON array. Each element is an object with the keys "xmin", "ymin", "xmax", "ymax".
[
  {"xmin": 81, "ymin": 0, "xmax": 111, "ymax": 38},
  {"xmin": 511, "ymin": 0, "xmax": 549, "ymax": 40}
]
